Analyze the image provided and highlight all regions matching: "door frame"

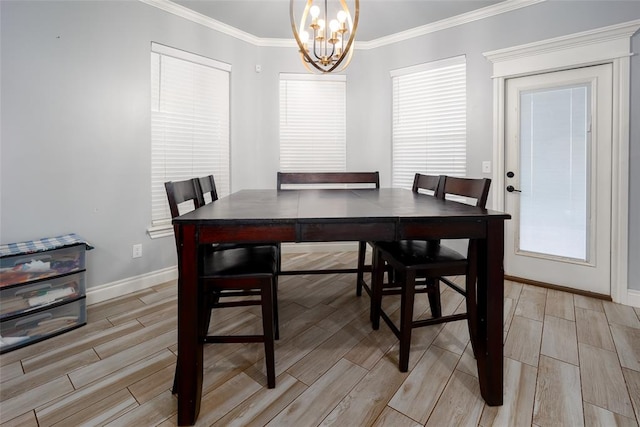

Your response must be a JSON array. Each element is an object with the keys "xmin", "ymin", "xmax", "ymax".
[
  {"xmin": 504, "ymin": 65, "xmax": 613, "ymax": 295},
  {"xmin": 483, "ymin": 20, "xmax": 640, "ymax": 305}
]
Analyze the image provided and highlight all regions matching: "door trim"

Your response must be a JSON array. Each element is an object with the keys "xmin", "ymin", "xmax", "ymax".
[
  {"xmin": 504, "ymin": 65, "xmax": 613, "ymax": 294},
  {"xmin": 483, "ymin": 19, "xmax": 640, "ymax": 305}
]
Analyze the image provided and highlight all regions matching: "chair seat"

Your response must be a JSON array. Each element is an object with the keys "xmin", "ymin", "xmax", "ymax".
[
  {"xmin": 202, "ymin": 246, "xmax": 277, "ymax": 278},
  {"xmin": 374, "ymin": 240, "xmax": 466, "ymax": 271}
]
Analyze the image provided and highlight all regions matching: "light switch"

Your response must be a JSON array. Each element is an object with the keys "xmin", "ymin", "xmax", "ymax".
[{"xmin": 482, "ymin": 161, "xmax": 491, "ymax": 173}]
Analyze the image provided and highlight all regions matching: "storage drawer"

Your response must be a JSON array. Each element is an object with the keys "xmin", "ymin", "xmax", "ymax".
[
  {"xmin": 0, "ymin": 272, "xmax": 86, "ymax": 319},
  {"xmin": 0, "ymin": 244, "xmax": 86, "ymax": 287},
  {"xmin": 0, "ymin": 298, "xmax": 86, "ymax": 353}
]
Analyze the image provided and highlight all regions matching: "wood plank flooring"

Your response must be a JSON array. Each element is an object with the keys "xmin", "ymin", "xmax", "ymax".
[{"xmin": 1, "ymin": 251, "xmax": 639, "ymax": 426}]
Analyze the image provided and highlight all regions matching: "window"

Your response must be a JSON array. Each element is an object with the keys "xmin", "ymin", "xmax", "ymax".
[
  {"xmin": 391, "ymin": 56, "xmax": 466, "ymax": 189},
  {"xmin": 149, "ymin": 43, "xmax": 230, "ymax": 238},
  {"xmin": 279, "ymin": 74, "xmax": 346, "ymax": 172}
]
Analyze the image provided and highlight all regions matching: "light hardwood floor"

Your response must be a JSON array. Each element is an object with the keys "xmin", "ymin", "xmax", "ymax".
[{"xmin": 1, "ymin": 251, "xmax": 639, "ymax": 426}]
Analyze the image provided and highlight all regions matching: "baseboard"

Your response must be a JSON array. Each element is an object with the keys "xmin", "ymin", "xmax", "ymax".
[
  {"xmin": 625, "ymin": 289, "xmax": 640, "ymax": 308},
  {"xmin": 505, "ymin": 274, "xmax": 640, "ymax": 308},
  {"xmin": 86, "ymin": 260, "xmax": 639, "ymax": 308},
  {"xmin": 504, "ymin": 275, "xmax": 612, "ymax": 301},
  {"xmin": 85, "ymin": 245, "xmax": 356, "ymax": 306},
  {"xmin": 86, "ymin": 266, "xmax": 178, "ymax": 305}
]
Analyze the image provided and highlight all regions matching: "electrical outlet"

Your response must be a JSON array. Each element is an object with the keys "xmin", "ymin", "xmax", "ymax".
[
  {"xmin": 132, "ymin": 244, "xmax": 142, "ymax": 258},
  {"xmin": 482, "ymin": 161, "xmax": 491, "ymax": 174}
]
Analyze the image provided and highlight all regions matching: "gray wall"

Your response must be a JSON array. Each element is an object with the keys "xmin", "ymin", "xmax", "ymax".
[
  {"xmin": 0, "ymin": 0, "xmax": 263, "ymax": 287},
  {"xmin": 1, "ymin": 1, "xmax": 639, "ymax": 293}
]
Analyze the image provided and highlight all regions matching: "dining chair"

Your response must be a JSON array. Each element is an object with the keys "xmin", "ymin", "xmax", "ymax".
[
  {"xmin": 196, "ymin": 175, "xmax": 258, "ymax": 247},
  {"xmin": 359, "ymin": 173, "xmax": 443, "ymax": 300},
  {"xmin": 362, "ymin": 173, "xmax": 442, "ymax": 304},
  {"xmin": 276, "ymin": 171, "xmax": 379, "ymax": 296},
  {"xmin": 197, "ymin": 174, "xmax": 219, "ymax": 204},
  {"xmin": 412, "ymin": 173, "xmax": 442, "ymax": 196},
  {"xmin": 196, "ymin": 174, "xmax": 281, "ymax": 335},
  {"xmin": 370, "ymin": 175, "xmax": 491, "ymax": 372},
  {"xmin": 165, "ymin": 178, "xmax": 279, "ymax": 390}
]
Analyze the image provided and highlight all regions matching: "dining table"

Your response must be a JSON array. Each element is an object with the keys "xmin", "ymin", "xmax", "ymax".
[{"xmin": 172, "ymin": 187, "xmax": 511, "ymax": 425}]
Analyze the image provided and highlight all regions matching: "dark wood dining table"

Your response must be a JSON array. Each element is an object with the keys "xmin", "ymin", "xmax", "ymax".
[{"xmin": 172, "ymin": 188, "xmax": 511, "ymax": 425}]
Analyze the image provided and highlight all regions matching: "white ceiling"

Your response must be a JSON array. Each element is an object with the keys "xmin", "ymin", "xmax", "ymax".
[{"xmin": 171, "ymin": 0, "xmax": 505, "ymax": 41}]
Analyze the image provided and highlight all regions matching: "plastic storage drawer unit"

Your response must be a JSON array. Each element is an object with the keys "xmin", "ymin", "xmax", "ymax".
[{"xmin": 0, "ymin": 234, "xmax": 91, "ymax": 354}]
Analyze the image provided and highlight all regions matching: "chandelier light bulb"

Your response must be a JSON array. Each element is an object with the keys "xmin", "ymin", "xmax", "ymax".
[
  {"xmin": 337, "ymin": 10, "xmax": 347, "ymax": 23},
  {"xmin": 300, "ymin": 30, "xmax": 310, "ymax": 43},
  {"xmin": 329, "ymin": 19, "xmax": 339, "ymax": 32},
  {"xmin": 317, "ymin": 19, "xmax": 325, "ymax": 30},
  {"xmin": 310, "ymin": 5, "xmax": 320, "ymax": 18}
]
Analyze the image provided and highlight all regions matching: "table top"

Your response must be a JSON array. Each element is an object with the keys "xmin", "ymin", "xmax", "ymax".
[{"xmin": 173, "ymin": 188, "xmax": 510, "ymax": 225}]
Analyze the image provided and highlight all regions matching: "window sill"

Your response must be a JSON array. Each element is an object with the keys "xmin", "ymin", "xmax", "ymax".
[{"xmin": 147, "ymin": 224, "xmax": 173, "ymax": 239}]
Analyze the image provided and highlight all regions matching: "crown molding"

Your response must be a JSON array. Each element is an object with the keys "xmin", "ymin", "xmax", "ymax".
[
  {"xmin": 256, "ymin": 38, "xmax": 297, "ymax": 48},
  {"xmin": 357, "ymin": 0, "xmax": 546, "ymax": 49},
  {"xmin": 139, "ymin": 0, "xmax": 262, "ymax": 45},
  {"xmin": 141, "ymin": 0, "xmax": 546, "ymax": 49}
]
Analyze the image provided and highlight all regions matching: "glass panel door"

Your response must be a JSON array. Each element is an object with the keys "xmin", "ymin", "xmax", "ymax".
[
  {"xmin": 504, "ymin": 63, "xmax": 612, "ymax": 295},
  {"xmin": 518, "ymin": 84, "xmax": 590, "ymax": 261}
]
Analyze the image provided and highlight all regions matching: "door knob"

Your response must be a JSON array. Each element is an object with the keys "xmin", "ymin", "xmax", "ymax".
[
  {"xmin": 506, "ymin": 171, "xmax": 515, "ymax": 178},
  {"xmin": 506, "ymin": 185, "xmax": 521, "ymax": 193}
]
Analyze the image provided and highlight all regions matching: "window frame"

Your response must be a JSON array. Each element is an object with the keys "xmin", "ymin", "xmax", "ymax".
[
  {"xmin": 279, "ymin": 73, "xmax": 347, "ymax": 174},
  {"xmin": 148, "ymin": 43, "xmax": 231, "ymax": 239},
  {"xmin": 390, "ymin": 55, "xmax": 467, "ymax": 189}
]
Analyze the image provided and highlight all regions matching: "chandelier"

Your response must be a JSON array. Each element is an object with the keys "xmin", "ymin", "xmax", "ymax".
[{"xmin": 290, "ymin": 0, "xmax": 359, "ymax": 73}]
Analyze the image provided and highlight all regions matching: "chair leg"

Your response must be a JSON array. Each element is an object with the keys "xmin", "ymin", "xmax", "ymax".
[
  {"xmin": 273, "ymin": 275, "xmax": 280, "ymax": 341},
  {"xmin": 426, "ymin": 279, "xmax": 442, "ymax": 318},
  {"xmin": 275, "ymin": 242, "xmax": 282, "ymax": 275},
  {"xmin": 386, "ymin": 264, "xmax": 395, "ymax": 286},
  {"xmin": 261, "ymin": 278, "xmax": 276, "ymax": 389},
  {"xmin": 199, "ymin": 288, "xmax": 214, "ymax": 338},
  {"xmin": 370, "ymin": 246, "xmax": 385, "ymax": 329},
  {"xmin": 356, "ymin": 241, "xmax": 367, "ymax": 296},
  {"xmin": 398, "ymin": 269, "xmax": 416, "ymax": 372}
]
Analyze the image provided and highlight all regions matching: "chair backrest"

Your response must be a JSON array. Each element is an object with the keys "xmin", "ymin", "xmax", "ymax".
[
  {"xmin": 277, "ymin": 171, "xmax": 380, "ymax": 190},
  {"xmin": 437, "ymin": 176, "xmax": 491, "ymax": 208},
  {"xmin": 197, "ymin": 175, "xmax": 219, "ymax": 204},
  {"xmin": 164, "ymin": 178, "xmax": 202, "ymax": 219},
  {"xmin": 412, "ymin": 173, "xmax": 442, "ymax": 195}
]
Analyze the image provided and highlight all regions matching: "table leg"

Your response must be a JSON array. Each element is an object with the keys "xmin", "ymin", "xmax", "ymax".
[
  {"xmin": 177, "ymin": 224, "xmax": 203, "ymax": 425},
  {"xmin": 476, "ymin": 220, "xmax": 504, "ymax": 406}
]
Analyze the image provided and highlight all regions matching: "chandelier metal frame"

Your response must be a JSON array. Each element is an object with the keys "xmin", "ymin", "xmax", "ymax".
[{"xmin": 290, "ymin": 0, "xmax": 359, "ymax": 73}]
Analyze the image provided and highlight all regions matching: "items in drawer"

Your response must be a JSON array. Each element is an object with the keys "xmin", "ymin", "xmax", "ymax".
[
  {"xmin": 0, "ymin": 244, "xmax": 86, "ymax": 287},
  {"xmin": 0, "ymin": 298, "xmax": 86, "ymax": 353},
  {"xmin": 0, "ymin": 272, "xmax": 86, "ymax": 318}
]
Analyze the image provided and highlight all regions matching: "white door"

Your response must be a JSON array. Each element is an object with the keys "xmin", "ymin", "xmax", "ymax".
[{"xmin": 504, "ymin": 64, "xmax": 612, "ymax": 295}]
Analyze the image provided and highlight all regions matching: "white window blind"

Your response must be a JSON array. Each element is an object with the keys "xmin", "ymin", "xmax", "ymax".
[
  {"xmin": 279, "ymin": 74, "xmax": 346, "ymax": 172},
  {"xmin": 391, "ymin": 56, "xmax": 466, "ymax": 189},
  {"xmin": 150, "ymin": 43, "xmax": 231, "ymax": 236}
]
